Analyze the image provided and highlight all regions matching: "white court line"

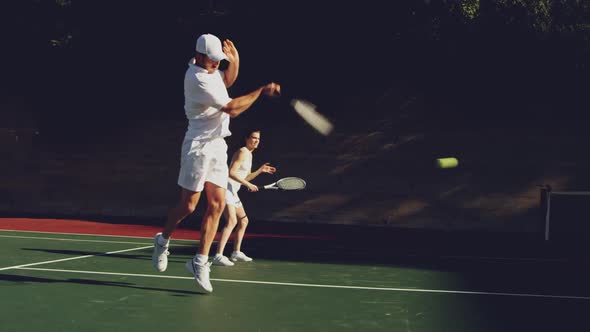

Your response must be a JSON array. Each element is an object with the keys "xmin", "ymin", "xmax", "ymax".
[
  {"xmin": 0, "ymin": 234, "xmax": 195, "ymax": 247},
  {"xmin": 15, "ymin": 267, "xmax": 590, "ymax": 301},
  {"xmin": 439, "ymin": 255, "xmax": 568, "ymax": 263},
  {"xmin": 0, "ymin": 234, "xmax": 153, "ymax": 245},
  {"xmin": 0, "ymin": 245, "xmax": 153, "ymax": 271},
  {"xmin": 0, "ymin": 230, "xmax": 565, "ymax": 263},
  {"xmin": 0, "ymin": 228, "xmax": 199, "ymax": 243}
]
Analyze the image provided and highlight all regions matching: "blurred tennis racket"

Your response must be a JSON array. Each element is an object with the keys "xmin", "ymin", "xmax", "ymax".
[
  {"xmin": 289, "ymin": 99, "xmax": 334, "ymax": 136},
  {"xmin": 275, "ymin": 86, "xmax": 333, "ymax": 136},
  {"xmin": 262, "ymin": 177, "xmax": 306, "ymax": 190}
]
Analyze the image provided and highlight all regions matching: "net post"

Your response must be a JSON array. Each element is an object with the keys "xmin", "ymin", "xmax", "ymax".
[{"xmin": 540, "ymin": 185, "xmax": 552, "ymax": 241}]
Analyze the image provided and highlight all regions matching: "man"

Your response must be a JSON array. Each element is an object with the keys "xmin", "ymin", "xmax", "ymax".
[
  {"xmin": 151, "ymin": 33, "xmax": 280, "ymax": 294},
  {"xmin": 212, "ymin": 129, "xmax": 276, "ymax": 266}
]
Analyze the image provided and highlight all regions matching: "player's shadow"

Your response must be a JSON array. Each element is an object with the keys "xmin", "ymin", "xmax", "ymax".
[
  {"xmin": 21, "ymin": 248, "xmax": 147, "ymax": 259},
  {"xmin": 19, "ymin": 248, "xmax": 188, "ymax": 264},
  {"xmin": 0, "ymin": 273, "xmax": 199, "ymax": 296}
]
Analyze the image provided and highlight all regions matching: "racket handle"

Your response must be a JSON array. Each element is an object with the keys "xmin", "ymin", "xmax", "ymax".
[{"xmin": 263, "ymin": 184, "xmax": 279, "ymax": 190}]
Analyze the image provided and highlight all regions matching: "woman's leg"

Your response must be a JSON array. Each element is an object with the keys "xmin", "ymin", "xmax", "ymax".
[{"xmin": 233, "ymin": 205, "xmax": 248, "ymax": 253}]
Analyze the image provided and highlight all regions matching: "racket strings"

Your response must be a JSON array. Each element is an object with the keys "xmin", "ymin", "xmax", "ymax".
[{"xmin": 276, "ymin": 178, "xmax": 306, "ymax": 190}]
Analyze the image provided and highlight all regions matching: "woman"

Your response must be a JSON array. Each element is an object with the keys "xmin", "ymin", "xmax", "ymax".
[{"xmin": 212, "ymin": 129, "xmax": 276, "ymax": 266}]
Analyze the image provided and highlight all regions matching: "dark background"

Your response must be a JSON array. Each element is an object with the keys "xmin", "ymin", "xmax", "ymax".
[{"xmin": 1, "ymin": 0, "xmax": 589, "ymax": 235}]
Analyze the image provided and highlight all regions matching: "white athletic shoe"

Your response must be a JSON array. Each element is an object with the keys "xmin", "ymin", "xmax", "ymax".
[
  {"xmin": 185, "ymin": 260, "xmax": 213, "ymax": 294},
  {"xmin": 151, "ymin": 233, "xmax": 169, "ymax": 272},
  {"xmin": 212, "ymin": 254, "xmax": 235, "ymax": 266},
  {"xmin": 230, "ymin": 251, "xmax": 253, "ymax": 262}
]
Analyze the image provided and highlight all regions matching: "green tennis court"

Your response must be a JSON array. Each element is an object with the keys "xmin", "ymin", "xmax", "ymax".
[{"xmin": 2, "ymin": 226, "xmax": 590, "ymax": 331}]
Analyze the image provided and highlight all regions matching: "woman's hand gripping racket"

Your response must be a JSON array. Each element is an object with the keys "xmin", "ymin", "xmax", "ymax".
[{"xmin": 262, "ymin": 177, "xmax": 307, "ymax": 191}]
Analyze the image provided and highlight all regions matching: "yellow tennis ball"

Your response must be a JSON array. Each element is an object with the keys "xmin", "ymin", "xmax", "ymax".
[{"xmin": 436, "ymin": 157, "xmax": 459, "ymax": 169}]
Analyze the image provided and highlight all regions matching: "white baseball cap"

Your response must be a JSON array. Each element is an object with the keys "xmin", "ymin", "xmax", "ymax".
[{"xmin": 196, "ymin": 34, "xmax": 227, "ymax": 62}]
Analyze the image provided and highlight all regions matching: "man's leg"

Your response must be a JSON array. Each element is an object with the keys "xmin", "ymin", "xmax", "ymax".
[
  {"xmin": 197, "ymin": 182, "xmax": 226, "ymax": 256},
  {"xmin": 186, "ymin": 181, "xmax": 226, "ymax": 293},
  {"xmin": 152, "ymin": 188, "xmax": 200, "ymax": 272},
  {"xmin": 164, "ymin": 188, "xmax": 201, "ymax": 239}
]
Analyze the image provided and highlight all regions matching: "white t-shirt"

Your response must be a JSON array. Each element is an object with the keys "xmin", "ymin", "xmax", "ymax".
[
  {"xmin": 183, "ymin": 58, "xmax": 233, "ymax": 141},
  {"xmin": 228, "ymin": 148, "xmax": 252, "ymax": 194}
]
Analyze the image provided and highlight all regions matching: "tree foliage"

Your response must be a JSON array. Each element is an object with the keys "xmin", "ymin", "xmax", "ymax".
[{"xmin": 448, "ymin": 0, "xmax": 589, "ymax": 34}]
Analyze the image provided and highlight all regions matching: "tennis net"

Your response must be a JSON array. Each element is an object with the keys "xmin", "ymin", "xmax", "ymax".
[{"xmin": 541, "ymin": 187, "xmax": 590, "ymax": 242}]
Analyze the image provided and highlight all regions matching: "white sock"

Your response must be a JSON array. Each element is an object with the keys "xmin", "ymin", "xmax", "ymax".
[
  {"xmin": 194, "ymin": 254, "xmax": 208, "ymax": 265},
  {"xmin": 157, "ymin": 235, "xmax": 170, "ymax": 247}
]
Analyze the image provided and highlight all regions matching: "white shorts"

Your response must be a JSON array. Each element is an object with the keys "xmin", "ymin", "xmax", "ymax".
[
  {"xmin": 225, "ymin": 189, "xmax": 242, "ymax": 208},
  {"xmin": 177, "ymin": 137, "xmax": 228, "ymax": 192}
]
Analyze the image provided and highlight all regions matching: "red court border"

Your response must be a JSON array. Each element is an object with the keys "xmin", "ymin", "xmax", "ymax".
[{"xmin": 0, "ymin": 218, "xmax": 333, "ymax": 241}]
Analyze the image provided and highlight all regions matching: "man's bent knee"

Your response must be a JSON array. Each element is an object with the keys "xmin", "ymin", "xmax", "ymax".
[
  {"xmin": 178, "ymin": 188, "xmax": 200, "ymax": 215},
  {"xmin": 178, "ymin": 202, "xmax": 197, "ymax": 215},
  {"xmin": 204, "ymin": 182, "xmax": 226, "ymax": 214},
  {"xmin": 208, "ymin": 199, "xmax": 225, "ymax": 215}
]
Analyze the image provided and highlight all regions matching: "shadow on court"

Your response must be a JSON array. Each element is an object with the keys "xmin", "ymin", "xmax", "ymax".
[
  {"xmin": 16, "ymin": 231, "xmax": 590, "ymax": 299},
  {"xmin": 238, "ymin": 221, "xmax": 590, "ymax": 262},
  {"xmin": 20, "ymin": 248, "xmax": 189, "ymax": 265},
  {"xmin": 21, "ymin": 248, "xmax": 149, "ymax": 260},
  {"xmin": 0, "ymin": 273, "xmax": 199, "ymax": 296},
  {"xmin": 165, "ymin": 226, "xmax": 590, "ymax": 296}
]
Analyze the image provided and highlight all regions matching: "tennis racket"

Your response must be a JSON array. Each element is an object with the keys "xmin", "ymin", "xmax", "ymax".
[
  {"xmin": 262, "ymin": 177, "xmax": 306, "ymax": 190},
  {"xmin": 276, "ymin": 87, "xmax": 334, "ymax": 136},
  {"xmin": 290, "ymin": 99, "xmax": 334, "ymax": 136}
]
